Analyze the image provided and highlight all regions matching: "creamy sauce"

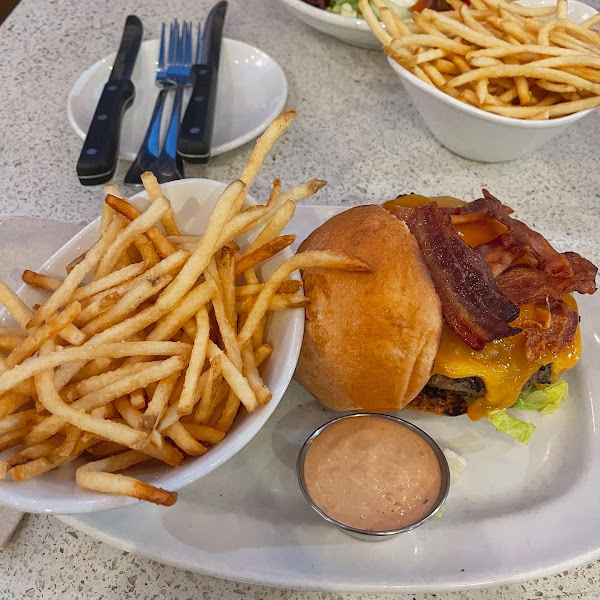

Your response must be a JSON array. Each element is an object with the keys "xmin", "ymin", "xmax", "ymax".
[{"xmin": 303, "ymin": 417, "xmax": 442, "ymax": 531}]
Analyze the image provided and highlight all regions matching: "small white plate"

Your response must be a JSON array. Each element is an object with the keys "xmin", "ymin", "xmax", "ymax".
[
  {"xmin": 67, "ymin": 39, "xmax": 288, "ymax": 160},
  {"xmin": 59, "ymin": 205, "xmax": 600, "ymax": 592}
]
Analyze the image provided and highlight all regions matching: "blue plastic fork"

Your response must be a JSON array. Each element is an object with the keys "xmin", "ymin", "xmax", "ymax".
[
  {"xmin": 124, "ymin": 23, "xmax": 175, "ymax": 185},
  {"xmin": 125, "ymin": 21, "xmax": 195, "ymax": 185},
  {"xmin": 154, "ymin": 20, "xmax": 194, "ymax": 183}
]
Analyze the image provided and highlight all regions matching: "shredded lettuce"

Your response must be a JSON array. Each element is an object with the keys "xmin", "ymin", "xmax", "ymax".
[
  {"xmin": 327, "ymin": 0, "xmax": 360, "ymax": 17},
  {"xmin": 327, "ymin": 0, "xmax": 412, "ymax": 20},
  {"xmin": 487, "ymin": 409, "xmax": 536, "ymax": 445},
  {"xmin": 443, "ymin": 448, "xmax": 467, "ymax": 483},
  {"xmin": 512, "ymin": 381, "xmax": 568, "ymax": 415}
]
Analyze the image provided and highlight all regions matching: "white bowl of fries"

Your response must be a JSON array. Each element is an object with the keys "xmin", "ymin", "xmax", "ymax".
[
  {"xmin": 0, "ymin": 111, "xmax": 367, "ymax": 513},
  {"xmin": 361, "ymin": 0, "xmax": 600, "ymax": 162}
]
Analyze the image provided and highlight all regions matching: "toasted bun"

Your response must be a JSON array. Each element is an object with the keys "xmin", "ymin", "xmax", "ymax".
[{"xmin": 295, "ymin": 205, "xmax": 442, "ymax": 412}]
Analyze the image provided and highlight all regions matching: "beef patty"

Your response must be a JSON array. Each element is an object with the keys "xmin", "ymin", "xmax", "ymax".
[{"xmin": 408, "ymin": 363, "xmax": 553, "ymax": 416}]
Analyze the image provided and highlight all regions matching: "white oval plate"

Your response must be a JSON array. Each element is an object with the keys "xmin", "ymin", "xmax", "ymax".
[
  {"xmin": 60, "ymin": 205, "xmax": 600, "ymax": 592},
  {"xmin": 0, "ymin": 179, "xmax": 303, "ymax": 514},
  {"xmin": 67, "ymin": 39, "xmax": 288, "ymax": 160}
]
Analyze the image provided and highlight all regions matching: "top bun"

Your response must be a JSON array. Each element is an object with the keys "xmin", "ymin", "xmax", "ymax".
[{"xmin": 295, "ymin": 205, "xmax": 442, "ymax": 412}]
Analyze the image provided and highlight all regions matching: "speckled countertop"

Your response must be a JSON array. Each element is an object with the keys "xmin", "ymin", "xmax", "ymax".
[{"xmin": 1, "ymin": 0, "xmax": 599, "ymax": 598}]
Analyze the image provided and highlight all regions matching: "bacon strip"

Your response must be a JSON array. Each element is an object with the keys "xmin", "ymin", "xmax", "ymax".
[
  {"xmin": 478, "ymin": 234, "xmax": 529, "ymax": 277},
  {"xmin": 496, "ymin": 252, "xmax": 597, "ymax": 304},
  {"xmin": 522, "ymin": 299, "xmax": 579, "ymax": 362},
  {"xmin": 457, "ymin": 191, "xmax": 573, "ymax": 277},
  {"xmin": 393, "ymin": 203, "xmax": 520, "ymax": 351}
]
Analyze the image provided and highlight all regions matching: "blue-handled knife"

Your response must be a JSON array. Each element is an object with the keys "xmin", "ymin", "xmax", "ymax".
[
  {"xmin": 178, "ymin": 1, "xmax": 227, "ymax": 164},
  {"xmin": 76, "ymin": 15, "xmax": 143, "ymax": 186}
]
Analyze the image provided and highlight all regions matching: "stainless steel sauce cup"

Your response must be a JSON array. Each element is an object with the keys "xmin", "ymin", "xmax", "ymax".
[{"xmin": 297, "ymin": 413, "xmax": 451, "ymax": 542}]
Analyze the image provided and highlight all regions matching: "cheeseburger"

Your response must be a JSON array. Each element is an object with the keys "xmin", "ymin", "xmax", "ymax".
[{"xmin": 295, "ymin": 192, "xmax": 597, "ymax": 442}]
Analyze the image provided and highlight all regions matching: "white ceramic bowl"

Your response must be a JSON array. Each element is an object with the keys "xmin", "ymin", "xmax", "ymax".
[
  {"xmin": 387, "ymin": 0, "xmax": 599, "ymax": 162},
  {"xmin": 277, "ymin": 0, "xmax": 383, "ymax": 48},
  {"xmin": 0, "ymin": 179, "xmax": 304, "ymax": 514}
]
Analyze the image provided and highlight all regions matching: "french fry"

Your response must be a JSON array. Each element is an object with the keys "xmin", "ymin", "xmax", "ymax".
[
  {"xmin": 156, "ymin": 180, "xmax": 243, "ymax": 309},
  {"xmin": 86, "ymin": 440, "xmax": 127, "ymax": 458},
  {"xmin": 132, "ymin": 235, "xmax": 159, "ymax": 267},
  {"xmin": 235, "ymin": 280, "xmax": 302, "ymax": 297},
  {"xmin": 254, "ymin": 343, "xmax": 273, "ymax": 367},
  {"xmin": 26, "ymin": 356, "xmax": 187, "ymax": 447},
  {"xmin": 105, "ymin": 195, "xmax": 177, "ymax": 258},
  {"xmin": 0, "ymin": 391, "xmax": 31, "ymax": 420},
  {"xmin": 164, "ymin": 422, "xmax": 207, "ymax": 455},
  {"xmin": 358, "ymin": 0, "xmax": 393, "ymax": 45},
  {"xmin": 4, "ymin": 435, "xmax": 64, "ymax": 468},
  {"xmin": 182, "ymin": 423, "xmax": 226, "ymax": 445},
  {"xmin": 0, "ymin": 426, "xmax": 29, "ymax": 452},
  {"xmin": 234, "ymin": 110, "xmax": 297, "ymax": 215},
  {"xmin": 130, "ymin": 389, "xmax": 146, "ymax": 410},
  {"xmin": 0, "ymin": 335, "xmax": 26, "ymax": 351},
  {"xmin": 207, "ymin": 342, "xmax": 257, "ymax": 412},
  {"xmin": 217, "ymin": 246, "xmax": 237, "ymax": 327},
  {"xmin": 28, "ymin": 217, "xmax": 124, "ymax": 328},
  {"xmin": 21, "ymin": 270, "xmax": 62, "ymax": 293},
  {"xmin": 0, "ymin": 409, "xmax": 42, "ymax": 435},
  {"xmin": 140, "ymin": 172, "xmax": 181, "ymax": 236},
  {"xmin": 235, "ymin": 293, "xmax": 310, "ymax": 313},
  {"xmin": 34, "ymin": 348, "xmax": 148, "ymax": 451},
  {"xmin": 114, "ymin": 396, "xmax": 145, "ymax": 429},
  {"xmin": 95, "ymin": 196, "xmax": 170, "ymax": 280},
  {"xmin": 177, "ymin": 308, "xmax": 210, "ymax": 416},
  {"xmin": 75, "ymin": 450, "xmax": 177, "ymax": 506},
  {"xmin": 391, "ymin": 34, "xmax": 472, "ymax": 54},
  {"xmin": 82, "ymin": 274, "xmax": 172, "ymax": 336},
  {"xmin": 59, "ymin": 426, "xmax": 83, "ymax": 458},
  {"xmin": 141, "ymin": 372, "xmax": 179, "ymax": 431},
  {"xmin": 61, "ymin": 362, "xmax": 156, "ymax": 403},
  {"xmin": 205, "ymin": 261, "xmax": 243, "ymax": 369},
  {"xmin": 238, "ymin": 251, "xmax": 370, "ymax": 346},
  {"xmin": 192, "ymin": 364, "xmax": 218, "ymax": 424},
  {"xmin": 1, "ymin": 301, "xmax": 82, "ymax": 373},
  {"xmin": 241, "ymin": 344, "xmax": 271, "ymax": 405},
  {"xmin": 10, "ymin": 435, "xmax": 97, "ymax": 481},
  {"xmin": 446, "ymin": 65, "xmax": 600, "ymax": 95},
  {"xmin": 235, "ymin": 235, "xmax": 297, "ymax": 277},
  {"xmin": 0, "ymin": 341, "xmax": 191, "ymax": 396}
]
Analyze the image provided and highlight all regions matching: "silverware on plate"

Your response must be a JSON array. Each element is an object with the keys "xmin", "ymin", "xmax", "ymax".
[{"xmin": 77, "ymin": 15, "xmax": 143, "ymax": 186}]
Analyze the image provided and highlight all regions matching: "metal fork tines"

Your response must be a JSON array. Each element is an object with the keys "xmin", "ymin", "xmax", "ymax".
[{"xmin": 125, "ymin": 20, "xmax": 196, "ymax": 185}]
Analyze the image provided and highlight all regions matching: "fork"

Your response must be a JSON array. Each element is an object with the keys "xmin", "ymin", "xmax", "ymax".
[
  {"xmin": 154, "ymin": 20, "xmax": 194, "ymax": 183},
  {"xmin": 124, "ymin": 23, "xmax": 175, "ymax": 185},
  {"xmin": 125, "ymin": 21, "xmax": 194, "ymax": 185}
]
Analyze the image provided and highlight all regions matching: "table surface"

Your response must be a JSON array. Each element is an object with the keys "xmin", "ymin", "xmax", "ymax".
[{"xmin": 1, "ymin": 0, "xmax": 599, "ymax": 598}]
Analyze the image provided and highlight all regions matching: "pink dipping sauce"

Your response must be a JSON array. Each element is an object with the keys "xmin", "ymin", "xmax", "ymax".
[{"xmin": 303, "ymin": 416, "xmax": 442, "ymax": 531}]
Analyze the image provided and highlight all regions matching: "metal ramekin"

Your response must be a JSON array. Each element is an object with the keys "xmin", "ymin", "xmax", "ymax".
[{"xmin": 297, "ymin": 413, "xmax": 451, "ymax": 542}]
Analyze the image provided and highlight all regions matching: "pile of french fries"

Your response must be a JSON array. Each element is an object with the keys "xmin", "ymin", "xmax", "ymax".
[
  {"xmin": 360, "ymin": 0, "xmax": 600, "ymax": 119},
  {"xmin": 0, "ymin": 110, "xmax": 369, "ymax": 506}
]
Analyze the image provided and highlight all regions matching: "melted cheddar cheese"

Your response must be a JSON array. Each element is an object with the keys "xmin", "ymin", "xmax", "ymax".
[{"xmin": 432, "ymin": 295, "xmax": 581, "ymax": 421}]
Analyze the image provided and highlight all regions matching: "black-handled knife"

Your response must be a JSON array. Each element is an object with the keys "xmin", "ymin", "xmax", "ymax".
[
  {"xmin": 76, "ymin": 15, "xmax": 143, "ymax": 186},
  {"xmin": 178, "ymin": 1, "xmax": 227, "ymax": 164}
]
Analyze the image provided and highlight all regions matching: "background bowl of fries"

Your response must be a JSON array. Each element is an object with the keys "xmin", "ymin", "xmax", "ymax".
[
  {"xmin": 0, "ymin": 176, "xmax": 309, "ymax": 513},
  {"xmin": 374, "ymin": 0, "xmax": 600, "ymax": 162}
]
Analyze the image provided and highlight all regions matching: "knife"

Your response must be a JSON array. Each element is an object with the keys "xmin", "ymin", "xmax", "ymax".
[
  {"xmin": 178, "ymin": 1, "xmax": 227, "ymax": 164},
  {"xmin": 76, "ymin": 15, "xmax": 143, "ymax": 186}
]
